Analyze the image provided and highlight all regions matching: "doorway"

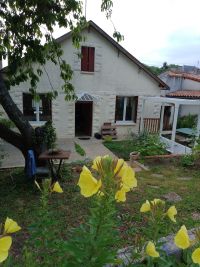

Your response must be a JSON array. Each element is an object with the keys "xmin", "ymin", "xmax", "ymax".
[{"xmin": 75, "ymin": 101, "xmax": 93, "ymax": 137}]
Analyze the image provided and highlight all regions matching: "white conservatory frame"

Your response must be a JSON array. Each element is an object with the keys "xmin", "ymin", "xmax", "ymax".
[{"xmin": 140, "ymin": 97, "xmax": 200, "ymax": 154}]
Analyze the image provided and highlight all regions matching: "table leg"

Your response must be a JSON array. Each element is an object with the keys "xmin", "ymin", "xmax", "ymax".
[
  {"xmin": 56, "ymin": 159, "xmax": 63, "ymax": 179},
  {"xmin": 48, "ymin": 159, "xmax": 57, "ymax": 182}
]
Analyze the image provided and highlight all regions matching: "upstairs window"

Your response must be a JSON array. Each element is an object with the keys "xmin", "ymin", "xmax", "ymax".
[
  {"xmin": 115, "ymin": 96, "xmax": 138, "ymax": 123},
  {"xmin": 23, "ymin": 93, "xmax": 52, "ymax": 122},
  {"xmin": 81, "ymin": 46, "xmax": 95, "ymax": 72}
]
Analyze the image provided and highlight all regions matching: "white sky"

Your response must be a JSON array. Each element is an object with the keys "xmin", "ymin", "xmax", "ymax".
[{"xmin": 54, "ymin": 0, "xmax": 200, "ymax": 67}]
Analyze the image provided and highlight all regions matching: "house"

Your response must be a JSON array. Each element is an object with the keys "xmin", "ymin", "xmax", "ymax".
[
  {"xmin": 159, "ymin": 66, "xmax": 200, "ymax": 117},
  {"xmin": 1, "ymin": 21, "xmax": 168, "ymax": 139}
]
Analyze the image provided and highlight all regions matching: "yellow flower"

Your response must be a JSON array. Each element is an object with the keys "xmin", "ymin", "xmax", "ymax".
[
  {"xmin": 151, "ymin": 198, "xmax": 165, "ymax": 206},
  {"xmin": 174, "ymin": 225, "xmax": 190, "ymax": 249},
  {"xmin": 146, "ymin": 241, "xmax": 160, "ymax": 258},
  {"xmin": 78, "ymin": 166, "xmax": 102, "ymax": 197},
  {"xmin": 114, "ymin": 159, "xmax": 126, "ymax": 175},
  {"xmin": 92, "ymin": 155, "xmax": 109, "ymax": 171},
  {"xmin": 0, "ymin": 236, "xmax": 12, "ymax": 263},
  {"xmin": 115, "ymin": 188, "xmax": 127, "ymax": 202},
  {"xmin": 140, "ymin": 200, "xmax": 151, "ymax": 212},
  {"xmin": 52, "ymin": 181, "xmax": 63, "ymax": 193},
  {"xmin": 121, "ymin": 166, "xmax": 137, "ymax": 191},
  {"xmin": 192, "ymin": 247, "xmax": 200, "ymax": 264},
  {"xmin": 92, "ymin": 156, "xmax": 102, "ymax": 171},
  {"xmin": 4, "ymin": 218, "xmax": 21, "ymax": 234},
  {"xmin": 166, "ymin": 206, "xmax": 177, "ymax": 222}
]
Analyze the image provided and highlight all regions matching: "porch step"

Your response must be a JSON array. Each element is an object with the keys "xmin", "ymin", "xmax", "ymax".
[{"xmin": 101, "ymin": 122, "xmax": 117, "ymax": 139}]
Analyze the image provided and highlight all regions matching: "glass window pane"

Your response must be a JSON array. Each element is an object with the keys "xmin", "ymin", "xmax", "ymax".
[
  {"xmin": 115, "ymin": 96, "xmax": 124, "ymax": 121},
  {"xmin": 40, "ymin": 95, "xmax": 52, "ymax": 121},
  {"xmin": 125, "ymin": 97, "xmax": 138, "ymax": 122},
  {"xmin": 23, "ymin": 93, "xmax": 36, "ymax": 121}
]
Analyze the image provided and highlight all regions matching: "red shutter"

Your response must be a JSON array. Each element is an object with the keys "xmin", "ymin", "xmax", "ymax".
[
  {"xmin": 88, "ymin": 47, "xmax": 95, "ymax": 72},
  {"xmin": 81, "ymin": 46, "xmax": 88, "ymax": 71}
]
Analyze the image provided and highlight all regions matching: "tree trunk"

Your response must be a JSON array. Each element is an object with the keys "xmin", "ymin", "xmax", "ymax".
[
  {"xmin": 0, "ymin": 73, "xmax": 34, "ymax": 148},
  {"xmin": 0, "ymin": 73, "xmax": 35, "ymax": 163}
]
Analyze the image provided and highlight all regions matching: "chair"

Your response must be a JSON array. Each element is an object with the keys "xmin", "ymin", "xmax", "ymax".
[{"xmin": 26, "ymin": 150, "xmax": 49, "ymax": 179}]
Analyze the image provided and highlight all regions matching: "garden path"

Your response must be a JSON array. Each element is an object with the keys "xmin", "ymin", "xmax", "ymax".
[{"xmin": 0, "ymin": 138, "xmax": 115, "ymax": 169}]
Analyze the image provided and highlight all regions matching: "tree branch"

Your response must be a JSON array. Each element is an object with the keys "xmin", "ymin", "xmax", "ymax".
[
  {"xmin": 0, "ymin": 72, "xmax": 33, "ymax": 148},
  {"xmin": 0, "ymin": 122, "xmax": 25, "ymax": 154}
]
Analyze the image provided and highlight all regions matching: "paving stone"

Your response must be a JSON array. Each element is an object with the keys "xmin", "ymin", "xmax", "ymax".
[
  {"xmin": 105, "ymin": 228, "xmax": 198, "ymax": 266},
  {"xmin": 151, "ymin": 173, "xmax": 164, "ymax": 178},
  {"xmin": 177, "ymin": 176, "xmax": 192, "ymax": 181},
  {"xmin": 192, "ymin": 212, "xmax": 200, "ymax": 221},
  {"xmin": 163, "ymin": 192, "xmax": 182, "ymax": 202}
]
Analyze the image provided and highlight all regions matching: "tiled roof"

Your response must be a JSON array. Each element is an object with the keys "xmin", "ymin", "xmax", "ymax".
[
  {"xmin": 168, "ymin": 71, "xmax": 200, "ymax": 82},
  {"xmin": 166, "ymin": 90, "xmax": 200, "ymax": 99}
]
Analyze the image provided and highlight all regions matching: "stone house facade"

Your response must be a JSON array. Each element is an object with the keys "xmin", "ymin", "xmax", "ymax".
[{"xmin": 2, "ymin": 21, "xmax": 167, "ymax": 138}]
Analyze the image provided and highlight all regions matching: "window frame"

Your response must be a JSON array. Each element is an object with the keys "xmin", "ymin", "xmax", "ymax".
[
  {"xmin": 81, "ymin": 46, "xmax": 95, "ymax": 72},
  {"xmin": 23, "ymin": 93, "xmax": 52, "ymax": 123},
  {"xmin": 115, "ymin": 96, "xmax": 138, "ymax": 124}
]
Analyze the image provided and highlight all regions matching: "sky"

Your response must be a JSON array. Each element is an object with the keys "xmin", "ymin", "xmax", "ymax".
[{"xmin": 54, "ymin": 0, "xmax": 200, "ymax": 67}]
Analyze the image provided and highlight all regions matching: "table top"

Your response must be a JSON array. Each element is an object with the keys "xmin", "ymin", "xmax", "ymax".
[
  {"xmin": 39, "ymin": 149, "xmax": 71, "ymax": 160},
  {"xmin": 176, "ymin": 128, "xmax": 197, "ymax": 136}
]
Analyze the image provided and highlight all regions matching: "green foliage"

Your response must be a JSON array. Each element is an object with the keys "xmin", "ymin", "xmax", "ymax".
[
  {"xmin": 43, "ymin": 120, "xmax": 57, "ymax": 149},
  {"xmin": 145, "ymin": 63, "xmax": 180, "ymax": 76},
  {"xmin": 0, "ymin": 0, "xmax": 117, "ymax": 102},
  {"xmin": 180, "ymin": 154, "xmax": 195, "ymax": 167},
  {"xmin": 104, "ymin": 132, "xmax": 167, "ymax": 159},
  {"xmin": 74, "ymin": 142, "xmax": 86, "ymax": 156},
  {"xmin": 135, "ymin": 132, "xmax": 167, "ymax": 157},
  {"xmin": 64, "ymin": 196, "xmax": 118, "ymax": 267},
  {"xmin": 0, "ymin": 112, "xmax": 14, "ymax": 129},
  {"xmin": 0, "ymin": 118, "xmax": 15, "ymax": 129},
  {"xmin": 177, "ymin": 114, "xmax": 197, "ymax": 129}
]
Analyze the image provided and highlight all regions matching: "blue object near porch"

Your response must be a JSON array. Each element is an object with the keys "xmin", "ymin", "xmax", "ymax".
[{"xmin": 26, "ymin": 150, "xmax": 37, "ymax": 178}]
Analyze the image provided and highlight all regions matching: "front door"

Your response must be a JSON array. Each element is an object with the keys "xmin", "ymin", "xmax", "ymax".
[{"xmin": 75, "ymin": 101, "xmax": 93, "ymax": 136}]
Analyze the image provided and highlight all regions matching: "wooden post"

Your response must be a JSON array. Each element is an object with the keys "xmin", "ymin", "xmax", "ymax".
[
  {"xmin": 139, "ymin": 98, "xmax": 145, "ymax": 133},
  {"xmin": 195, "ymin": 107, "xmax": 200, "ymax": 145},
  {"xmin": 170, "ymin": 103, "xmax": 179, "ymax": 153},
  {"xmin": 159, "ymin": 104, "xmax": 164, "ymax": 136}
]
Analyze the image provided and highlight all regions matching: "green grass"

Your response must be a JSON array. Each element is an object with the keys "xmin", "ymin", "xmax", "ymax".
[
  {"xmin": 1, "ymin": 160, "xmax": 200, "ymax": 263},
  {"xmin": 104, "ymin": 140, "xmax": 136, "ymax": 160},
  {"xmin": 103, "ymin": 136, "xmax": 167, "ymax": 160}
]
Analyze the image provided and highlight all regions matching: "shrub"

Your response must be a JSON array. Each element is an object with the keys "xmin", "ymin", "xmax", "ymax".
[
  {"xmin": 135, "ymin": 132, "xmax": 167, "ymax": 157},
  {"xmin": 177, "ymin": 114, "xmax": 197, "ymax": 129},
  {"xmin": 43, "ymin": 120, "xmax": 57, "ymax": 149}
]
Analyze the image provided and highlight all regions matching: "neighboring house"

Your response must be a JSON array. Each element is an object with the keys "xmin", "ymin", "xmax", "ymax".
[
  {"xmin": 159, "ymin": 66, "xmax": 200, "ymax": 118},
  {"xmin": 1, "ymin": 21, "xmax": 167, "ymax": 139}
]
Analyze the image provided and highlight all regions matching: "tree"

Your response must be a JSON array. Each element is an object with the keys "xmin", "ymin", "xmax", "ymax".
[{"xmin": 0, "ymin": 0, "xmax": 117, "ymax": 166}]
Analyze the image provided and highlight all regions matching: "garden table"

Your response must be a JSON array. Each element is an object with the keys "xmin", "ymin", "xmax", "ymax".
[{"xmin": 39, "ymin": 149, "xmax": 71, "ymax": 181}]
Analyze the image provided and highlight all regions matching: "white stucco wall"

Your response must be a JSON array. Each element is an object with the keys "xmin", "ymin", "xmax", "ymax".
[
  {"xmin": 179, "ymin": 105, "xmax": 200, "ymax": 117},
  {"xmin": 182, "ymin": 79, "xmax": 200, "ymax": 90},
  {"xmin": 6, "ymin": 26, "xmax": 163, "ymax": 139}
]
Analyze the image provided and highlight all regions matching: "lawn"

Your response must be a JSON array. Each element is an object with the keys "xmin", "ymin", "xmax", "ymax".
[{"xmin": 1, "ymin": 159, "xmax": 200, "ymax": 265}]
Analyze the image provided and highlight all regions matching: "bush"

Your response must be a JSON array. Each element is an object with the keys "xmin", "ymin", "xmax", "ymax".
[
  {"xmin": 134, "ymin": 132, "xmax": 167, "ymax": 157},
  {"xmin": 180, "ymin": 154, "xmax": 195, "ymax": 167},
  {"xmin": 177, "ymin": 114, "xmax": 197, "ymax": 129},
  {"xmin": 43, "ymin": 120, "xmax": 57, "ymax": 149},
  {"xmin": 104, "ymin": 132, "xmax": 167, "ymax": 159}
]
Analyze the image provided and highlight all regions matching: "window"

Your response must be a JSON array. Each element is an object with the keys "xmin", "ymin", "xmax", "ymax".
[
  {"xmin": 81, "ymin": 46, "xmax": 95, "ymax": 72},
  {"xmin": 23, "ymin": 93, "xmax": 52, "ymax": 122},
  {"xmin": 115, "ymin": 96, "xmax": 138, "ymax": 123}
]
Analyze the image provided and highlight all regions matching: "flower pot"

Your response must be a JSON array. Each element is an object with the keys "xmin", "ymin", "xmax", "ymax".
[{"xmin": 129, "ymin": 152, "xmax": 140, "ymax": 168}]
